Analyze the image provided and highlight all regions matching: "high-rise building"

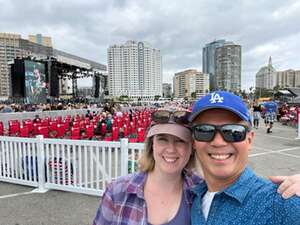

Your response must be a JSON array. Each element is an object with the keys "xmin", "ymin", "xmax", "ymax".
[
  {"xmin": 108, "ymin": 40, "xmax": 162, "ymax": 100},
  {"xmin": 0, "ymin": 33, "xmax": 32, "ymax": 97},
  {"xmin": 276, "ymin": 69, "xmax": 300, "ymax": 88},
  {"xmin": 215, "ymin": 42, "xmax": 241, "ymax": 92},
  {"xmin": 203, "ymin": 40, "xmax": 242, "ymax": 92},
  {"xmin": 173, "ymin": 69, "xmax": 209, "ymax": 99},
  {"xmin": 162, "ymin": 83, "xmax": 172, "ymax": 98},
  {"xmin": 203, "ymin": 40, "xmax": 226, "ymax": 90},
  {"xmin": 255, "ymin": 57, "xmax": 276, "ymax": 90},
  {"xmin": 28, "ymin": 34, "xmax": 52, "ymax": 47}
]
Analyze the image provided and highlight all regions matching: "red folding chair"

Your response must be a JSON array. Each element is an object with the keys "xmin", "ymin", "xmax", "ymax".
[
  {"xmin": 41, "ymin": 119, "xmax": 49, "ymax": 127},
  {"xmin": 23, "ymin": 120, "xmax": 33, "ymax": 133},
  {"xmin": 100, "ymin": 123, "xmax": 107, "ymax": 136},
  {"xmin": 137, "ymin": 127, "xmax": 145, "ymax": 142},
  {"xmin": 71, "ymin": 127, "xmax": 80, "ymax": 140},
  {"xmin": 112, "ymin": 127, "xmax": 119, "ymax": 141},
  {"xmin": 32, "ymin": 123, "xmax": 41, "ymax": 135},
  {"xmin": 19, "ymin": 125, "xmax": 29, "ymax": 137},
  {"xmin": 0, "ymin": 121, "xmax": 4, "ymax": 136},
  {"xmin": 79, "ymin": 121, "xmax": 86, "ymax": 130},
  {"xmin": 49, "ymin": 121, "xmax": 58, "ymax": 132},
  {"xmin": 9, "ymin": 121, "xmax": 20, "ymax": 136},
  {"xmin": 56, "ymin": 123, "xmax": 65, "ymax": 138},
  {"xmin": 72, "ymin": 121, "xmax": 80, "ymax": 128},
  {"xmin": 123, "ymin": 124, "xmax": 129, "ymax": 137},
  {"xmin": 38, "ymin": 126, "xmax": 49, "ymax": 138},
  {"xmin": 83, "ymin": 125, "xmax": 94, "ymax": 139}
]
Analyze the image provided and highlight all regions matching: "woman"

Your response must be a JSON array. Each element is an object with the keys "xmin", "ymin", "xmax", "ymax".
[
  {"xmin": 93, "ymin": 109, "xmax": 199, "ymax": 225},
  {"xmin": 93, "ymin": 108, "xmax": 300, "ymax": 225},
  {"xmin": 252, "ymin": 102, "xmax": 261, "ymax": 129}
]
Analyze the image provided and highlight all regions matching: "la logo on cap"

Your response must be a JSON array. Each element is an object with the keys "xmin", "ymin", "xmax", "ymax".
[{"xmin": 209, "ymin": 93, "xmax": 224, "ymax": 104}]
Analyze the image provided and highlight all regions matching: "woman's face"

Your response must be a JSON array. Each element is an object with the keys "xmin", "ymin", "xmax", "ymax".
[{"xmin": 152, "ymin": 134, "xmax": 192, "ymax": 176}]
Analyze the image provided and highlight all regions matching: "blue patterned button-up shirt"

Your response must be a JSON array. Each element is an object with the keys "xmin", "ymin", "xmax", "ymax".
[{"xmin": 191, "ymin": 167, "xmax": 300, "ymax": 225}]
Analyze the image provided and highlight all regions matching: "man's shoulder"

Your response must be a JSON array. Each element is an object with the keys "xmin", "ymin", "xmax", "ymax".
[
  {"xmin": 246, "ymin": 173, "xmax": 278, "ymax": 196},
  {"xmin": 226, "ymin": 173, "xmax": 300, "ymax": 223},
  {"xmin": 245, "ymin": 174, "xmax": 300, "ymax": 209}
]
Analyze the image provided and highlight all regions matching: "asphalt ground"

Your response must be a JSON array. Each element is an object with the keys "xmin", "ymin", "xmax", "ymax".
[{"xmin": 0, "ymin": 121, "xmax": 299, "ymax": 225}]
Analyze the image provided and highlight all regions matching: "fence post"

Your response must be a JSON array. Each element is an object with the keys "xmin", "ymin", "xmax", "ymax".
[
  {"xmin": 120, "ymin": 138, "xmax": 129, "ymax": 176},
  {"xmin": 33, "ymin": 135, "xmax": 48, "ymax": 193}
]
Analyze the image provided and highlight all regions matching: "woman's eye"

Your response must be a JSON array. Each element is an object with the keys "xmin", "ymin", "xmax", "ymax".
[
  {"xmin": 158, "ymin": 137, "xmax": 167, "ymax": 141},
  {"xmin": 173, "ymin": 137, "xmax": 185, "ymax": 143}
]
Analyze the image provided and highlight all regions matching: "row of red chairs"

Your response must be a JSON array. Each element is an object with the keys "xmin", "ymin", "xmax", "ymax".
[{"xmin": 0, "ymin": 110, "xmax": 153, "ymax": 142}]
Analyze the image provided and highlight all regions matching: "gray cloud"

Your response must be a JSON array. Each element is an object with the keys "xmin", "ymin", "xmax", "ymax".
[{"xmin": 1, "ymin": 0, "xmax": 300, "ymax": 90}]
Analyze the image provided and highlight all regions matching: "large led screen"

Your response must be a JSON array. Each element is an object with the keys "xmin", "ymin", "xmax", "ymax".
[{"xmin": 24, "ymin": 60, "xmax": 47, "ymax": 104}]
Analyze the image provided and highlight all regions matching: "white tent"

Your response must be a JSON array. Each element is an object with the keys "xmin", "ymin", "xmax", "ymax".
[{"xmin": 294, "ymin": 96, "xmax": 300, "ymax": 103}]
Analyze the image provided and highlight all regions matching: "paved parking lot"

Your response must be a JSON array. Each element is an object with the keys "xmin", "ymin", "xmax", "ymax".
[{"xmin": 0, "ymin": 122, "xmax": 299, "ymax": 225}]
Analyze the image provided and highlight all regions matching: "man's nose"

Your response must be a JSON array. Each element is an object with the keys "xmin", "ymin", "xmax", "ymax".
[{"xmin": 210, "ymin": 131, "xmax": 227, "ymax": 146}]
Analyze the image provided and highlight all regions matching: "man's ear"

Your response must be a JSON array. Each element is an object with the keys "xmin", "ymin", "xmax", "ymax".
[
  {"xmin": 192, "ymin": 140, "xmax": 196, "ymax": 150},
  {"xmin": 247, "ymin": 130, "xmax": 255, "ymax": 151}
]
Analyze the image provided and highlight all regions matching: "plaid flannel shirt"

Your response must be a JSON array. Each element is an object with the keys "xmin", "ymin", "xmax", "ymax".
[{"xmin": 93, "ymin": 170, "xmax": 203, "ymax": 225}]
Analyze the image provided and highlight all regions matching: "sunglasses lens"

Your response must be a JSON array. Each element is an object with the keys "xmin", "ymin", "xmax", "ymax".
[
  {"xmin": 221, "ymin": 125, "xmax": 247, "ymax": 142},
  {"xmin": 173, "ymin": 111, "xmax": 190, "ymax": 124},
  {"xmin": 193, "ymin": 124, "xmax": 215, "ymax": 141},
  {"xmin": 193, "ymin": 124, "xmax": 248, "ymax": 142},
  {"xmin": 152, "ymin": 110, "xmax": 170, "ymax": 123}
]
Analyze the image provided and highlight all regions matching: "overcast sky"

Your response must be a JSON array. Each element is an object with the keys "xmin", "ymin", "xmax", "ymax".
[{"xmin": 1, "ymin": 0, "xmax": 300, "ymax": 90}]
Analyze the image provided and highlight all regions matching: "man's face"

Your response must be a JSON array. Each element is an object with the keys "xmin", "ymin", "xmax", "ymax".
[{"xmin": 193, "ymin": 109, "xmax": 254, "ymax": 190}]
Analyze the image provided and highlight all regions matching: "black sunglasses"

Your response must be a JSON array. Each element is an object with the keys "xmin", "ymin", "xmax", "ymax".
[
  {"xmin": 192, "ymin": 124, "xmax": 250, "ymax": 143},
  {"xmin": 151, "ymin": 110, "xmax": 190, "ymax": 125}
]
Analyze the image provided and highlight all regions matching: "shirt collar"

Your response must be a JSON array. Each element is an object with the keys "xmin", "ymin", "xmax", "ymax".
[
  {"xmin": 192, "ymin": 167, "xmax": 257, "ymax": 204},
  {"xmin": 126, "ymin": 172, "xmax": 147, "ymax": 199},
  {"xmin": 223, "ymin": 167, "xmax": 257, "ymax": 203}
]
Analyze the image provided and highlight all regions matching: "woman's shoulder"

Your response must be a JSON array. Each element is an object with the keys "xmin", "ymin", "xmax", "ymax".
[
  {"xmin": 183, "ymin": 169, "xmax": 203, "ymax": 187},
  {"xmin": 106, "ymin": 172, "xmax": 147, "ymax": 195}
]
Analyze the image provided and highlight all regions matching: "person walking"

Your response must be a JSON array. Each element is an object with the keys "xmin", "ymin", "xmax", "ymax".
[
  {"xmin": 252, "ymin": 101, "xmax": 261, "ymax": 129},
  {"xmin": 263, "ymin": 100, "xmax": 278, "ymax": 133}
]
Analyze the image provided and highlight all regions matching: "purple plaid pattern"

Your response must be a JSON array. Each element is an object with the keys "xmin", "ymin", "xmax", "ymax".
[{"xmin": 93, "ymin": 170, "xmax": 203, "ymax": 225}]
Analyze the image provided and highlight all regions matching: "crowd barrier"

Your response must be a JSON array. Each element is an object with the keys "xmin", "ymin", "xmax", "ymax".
[{"xmin": 0, "ymin": 136, "xmax": 144, "ymax": 196}]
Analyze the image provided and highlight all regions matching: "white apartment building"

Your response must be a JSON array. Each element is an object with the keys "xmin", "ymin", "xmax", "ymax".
[
  {"xmin": 256, "ymin": 57, "xmax": 300, "ymax": 90},
  {"xmin": 108, "ymin": 40, "xmax": 162, "ymax": 100},
  {"xmin": 276, "ymin": 69, "xmax": 300, "ymax": 88},
  {"xmin": 256, "ymin": 57, "xmax": 277, "ymax": 89},
  {"xmin": 173, "ymin": 69, "xmax": 209, "ymax": 99}
]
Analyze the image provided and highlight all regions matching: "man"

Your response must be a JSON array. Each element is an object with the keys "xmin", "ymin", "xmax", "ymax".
[
  {"xmin": 189, "ymin": 91, "xmax": 300, "ymax": 224},
  {"xmin": 263, "ymin": 99, "xmax": 278, "ymax": 133}
]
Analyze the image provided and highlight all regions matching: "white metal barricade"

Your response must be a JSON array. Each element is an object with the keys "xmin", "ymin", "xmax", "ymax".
[{"xmin": 0, "ymin": 136, "xmax": 144, "ymax": 196}]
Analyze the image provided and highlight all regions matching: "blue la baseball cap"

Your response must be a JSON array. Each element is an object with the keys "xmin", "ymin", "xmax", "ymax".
[{"xmin": 189, "ymin": 91, "xmax": 251, "ymax": 124}]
